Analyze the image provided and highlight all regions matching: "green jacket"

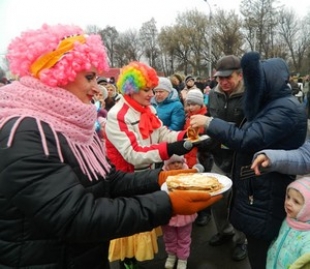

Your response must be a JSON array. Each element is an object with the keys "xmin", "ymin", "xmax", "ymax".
[{"xmin": 291, "ymin": 253, "xmax": 310, "ymax": 269}]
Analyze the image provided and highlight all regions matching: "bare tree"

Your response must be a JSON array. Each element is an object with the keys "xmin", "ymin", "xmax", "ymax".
[
  {"xmin": 139, "ymin": 18, "xmax": 159, "ymax": 68},
  {"xmin": 211, "ymin": 9, "xmax": 245, "ymax": 60},
  {"xmin": 43, "ymin": 7, "xmax": 310, "ymax": 77},
  {"xmin": 158, "ymin": 9, "xmax": 244, "ymax": 77},
  {"xmin": 277, "ymin": 8, "xmax": 309, "ymax": 72},
  {"xmin": 178, "ymin": 9, "xmax": 209, "ymax": 77},
  {"xmin": 113, "ymin": 30, "xmax": 142, "ymax": 67},
  {"xmin": 84, "ymin": 25, "xmax": 102, "ymax": 35},
  {"xmin": 171, "ymin": 10, "xmax": 208, "ymax": 75},
  {"xmin": 299, "ymin": 16, "xmax": 310, "ymax": 75},
  {"xmin": 240, "ymin": 0, "xmax": 280, "ymax": 57},
  {"xmin": 99, "ymin": 26, "xmax": 119, "ymax": 67},
  {"xmin": 157, "ymin": 26, "xmax": 178, "ymax": 74}
]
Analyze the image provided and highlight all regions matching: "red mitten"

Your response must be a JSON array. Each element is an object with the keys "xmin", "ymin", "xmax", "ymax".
[
  {"xmin": 158, "ymin": 169, "xmax": 197, "ymax": 187},
  {"xmin": 169, "ymin": 190, "xmax": 223, "ymax": 215}
]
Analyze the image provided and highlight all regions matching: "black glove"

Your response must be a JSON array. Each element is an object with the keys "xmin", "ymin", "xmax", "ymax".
[
  {"xmin": 167, "ymin": 140, "xmax": 194, "ymax": 156},
  {"xmin": 197, "ymin": 137, "xmax": 219, "ymax": 152}
]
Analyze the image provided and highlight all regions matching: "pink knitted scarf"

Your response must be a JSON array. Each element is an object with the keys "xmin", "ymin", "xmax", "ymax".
[
  {"xmin": 286, "ymin": 217, "xmax": 310, "ymax": 231},
  {"xmin": 0, "ymin": 76, "xmax": 110, "ymax": 180}
]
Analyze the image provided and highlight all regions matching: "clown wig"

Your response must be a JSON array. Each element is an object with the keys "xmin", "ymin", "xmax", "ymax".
[
  {"xmin": 117, "ymin": 61, "xmax": 158, "ymax": 95},
  {"xmin": 6, "ymin": 24, "xmax": 109, "ymax": 87}
]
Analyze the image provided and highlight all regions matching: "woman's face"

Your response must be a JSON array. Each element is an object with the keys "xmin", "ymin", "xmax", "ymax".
[
  {"xmin": 285, "ymin": 188, "xmax": 304, "ymax": 219},
  {"xmin": 106, "ymin": 84, "xmax": 116, "ymax": 97},
  {"xmin": 186, "ymin": 79, "xmax": 195, "ymax": 87},
  {"xmin": 171, "ymin": 76, "xmax": 180, "ymax": 86},
  {"xmin": 131, "ymin": 88, "xmax": 154, "ymax": 106},
  {"xmin": 62, "ymin": 67, "xmax": 99, "ymax": 104},
  {"xmin": 154, "ymin": 89, "xmax": 169, "ymax": 103},
  {"xmin": 94, "ymin": 93, "xmax": 106, "ymax": 108}
]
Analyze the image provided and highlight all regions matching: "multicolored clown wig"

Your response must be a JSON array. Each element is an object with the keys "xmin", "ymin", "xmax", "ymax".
[
  {"xmin": 117, "ymin": 61, "xmax": 158, "ymax": 95},
  {"xmin": 6, "ymin": 24, "xmax": 109, "ymax": 87}
]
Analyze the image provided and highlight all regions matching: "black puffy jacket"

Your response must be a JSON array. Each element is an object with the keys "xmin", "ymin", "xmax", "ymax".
[{"xmin": 0, "ymin": 118, "xmax": 171, "ymax": 268}]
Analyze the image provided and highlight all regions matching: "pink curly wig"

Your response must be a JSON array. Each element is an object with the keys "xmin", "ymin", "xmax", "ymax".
[
  {"xmin": 6, "ymin": 24, "xmax": 109, "ymax": 87},
  {"xmin": 117, "ymin": 61, "xmax": 158, "ymax": 95}
]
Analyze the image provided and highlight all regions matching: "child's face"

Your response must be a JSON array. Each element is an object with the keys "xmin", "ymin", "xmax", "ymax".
[
  {"xmin": 167, "ymin": 161, "xmax": 183, "ymax": 170},
  {"xmin": 186, "ymin": 102, "xmax": 201, "ymax": 113},
  {"xmin": 285, "ymin": 188, "xmax": 304, "ymax": 219}
]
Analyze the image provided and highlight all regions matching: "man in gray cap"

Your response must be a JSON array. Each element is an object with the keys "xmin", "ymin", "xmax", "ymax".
[
  {"xmin": 198, "ymin": 55, "xmax": 247, "ymax": 261},
  {"xmin": 214, "ymin": 55, "xmax": 242, "ymax": 77}
]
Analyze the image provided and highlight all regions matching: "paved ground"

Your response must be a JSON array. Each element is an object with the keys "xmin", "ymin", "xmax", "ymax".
[{"xmin": 110, "ymin": 216, "xmax": 251, "ymax": 269}]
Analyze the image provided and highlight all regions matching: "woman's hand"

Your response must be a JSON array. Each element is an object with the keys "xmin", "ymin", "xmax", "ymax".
[
  {"xmin": 169, "ymin": 190, "xmax": 222, "ymax": 215},
  {"xmin": 251, "ymin": 154, "xmax": 270, "ymax": 175}
]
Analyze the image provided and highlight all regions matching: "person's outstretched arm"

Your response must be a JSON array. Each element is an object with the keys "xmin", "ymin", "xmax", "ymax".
[{"xmin": 251, "ymin": 140, "xmax": 310, "ymax": 175}]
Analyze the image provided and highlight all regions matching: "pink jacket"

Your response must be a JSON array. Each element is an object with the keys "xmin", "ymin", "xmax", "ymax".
[{"xmin": 162, "ymin": 160, "xmax": 197, "ymax": 227}]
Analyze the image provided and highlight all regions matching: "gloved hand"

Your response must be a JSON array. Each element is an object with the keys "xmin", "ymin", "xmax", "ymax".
[
  {"xmin": 158, "ymin": 169, "xmax": 197, "ymax": 186},
  {"xmin": 167, "ymin": 140, "xmax": 195, "ymax": 157},
  {"xmin": 196, "ymin": 137, "xmax": 219, "ymax": 152},
  {"xmin": 169, "ymin": 190, "xmax": 223, "ymax": 215}
]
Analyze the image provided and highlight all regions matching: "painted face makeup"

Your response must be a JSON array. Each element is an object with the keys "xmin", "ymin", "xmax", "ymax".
[{"xmin": 62, "ymin": 68, "xmax": 98, "ymax": 104}]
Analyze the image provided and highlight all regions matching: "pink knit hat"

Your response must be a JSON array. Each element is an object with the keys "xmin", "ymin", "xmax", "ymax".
[
  {"xmin": 287, "ymin": 177, "xmax": 310, "ymax": 222},
  {"xmin": 164, "ymin": 154, "xmax": 186, "ymax": 166},
  {"xmin": 162, "ymin": 154, "xmax": 188, "ymax": 171}
]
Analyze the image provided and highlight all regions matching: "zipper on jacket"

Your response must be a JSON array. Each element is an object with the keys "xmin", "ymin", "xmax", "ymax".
[
  {"xmin": 249, "ymin": 194, "xmax": 254, "ymax": 205},
  {"xmin": 273, "ymin": 227, "xmax": 290, "ymax": 269},
  {"xmin": 248, "ymin": 176, "xmax": 254, "ymax": 205},
  {"xmin": 224, "ymin": 100, "xmax": 227, "ymax": 110}
]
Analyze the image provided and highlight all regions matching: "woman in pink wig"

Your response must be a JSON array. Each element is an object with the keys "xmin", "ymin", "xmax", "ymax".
[{"xmin": 0, "ymin": 24, "xmax": 219, "ymax": 269}]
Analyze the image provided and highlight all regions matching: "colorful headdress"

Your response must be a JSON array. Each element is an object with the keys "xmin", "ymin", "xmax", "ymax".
[
  {"xmin": 7, "ymin": 23, "xmax": 109, "ymax": 87},
  {"xmin": 117, "ymin": 61, "xmax": 158, "ymax": 95}
]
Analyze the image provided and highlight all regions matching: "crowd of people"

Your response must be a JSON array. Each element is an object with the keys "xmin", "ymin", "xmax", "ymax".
[{"xmin": 0, "ymin": 22, "xmax": 310, "ymax": 269}]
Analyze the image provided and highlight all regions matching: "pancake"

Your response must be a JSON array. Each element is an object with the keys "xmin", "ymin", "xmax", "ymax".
[{"xmin": 166, "ymin": 173, "xmax": 223, "ymax": 193}]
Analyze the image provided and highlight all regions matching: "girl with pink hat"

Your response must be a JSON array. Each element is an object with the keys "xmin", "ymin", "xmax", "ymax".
[{"xmin": 267, "ymin": 177, "xmax": 310, "ymax": 268}]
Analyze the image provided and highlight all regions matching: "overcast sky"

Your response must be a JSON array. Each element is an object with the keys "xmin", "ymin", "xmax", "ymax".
[{"xmin": 0, "ymin": 0, "xmax": 309, "ymax": 56}]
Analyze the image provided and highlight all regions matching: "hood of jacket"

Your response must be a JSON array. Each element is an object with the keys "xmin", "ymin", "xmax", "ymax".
[{"xmin": 242, "ymin": 52, "xmax": 291, "ymax": 121}]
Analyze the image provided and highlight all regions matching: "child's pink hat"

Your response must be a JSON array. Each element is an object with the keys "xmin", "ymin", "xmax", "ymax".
[{"xmin": 287, "ymin": 177, "xmax": 310, "ymax": 222}]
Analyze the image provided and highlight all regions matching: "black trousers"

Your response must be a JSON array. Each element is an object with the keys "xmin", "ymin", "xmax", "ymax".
[{"xmin": 246, "ymin": 235, "xmax": 272, "ymax": 269}]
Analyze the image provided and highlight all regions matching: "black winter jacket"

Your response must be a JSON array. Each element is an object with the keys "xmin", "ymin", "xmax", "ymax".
[
  {"xmin": 205, "ymin": 54, "xmax": 308, "ymax": 241},
  {"xmin": 0, "ymin": 118, "xmax": 171, "ymax": 268},
  {"xmin": 206, "ymin": 81, "xmax": 245, "ymax": 175}
]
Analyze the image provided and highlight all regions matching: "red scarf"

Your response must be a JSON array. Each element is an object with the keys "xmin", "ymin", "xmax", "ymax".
[{"xmin": 124, "ymin": 95, "xmax": 161, "ymax": 139}]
